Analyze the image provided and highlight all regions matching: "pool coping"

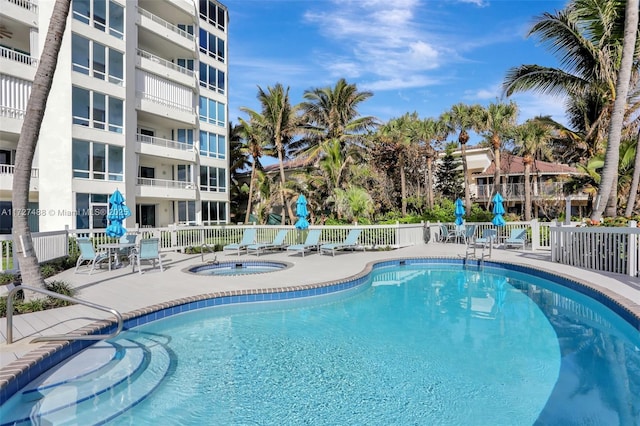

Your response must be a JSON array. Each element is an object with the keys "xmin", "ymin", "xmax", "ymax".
[{"xmin": 1, "ymin": 255, "xmax": 639, "ymax": 404}]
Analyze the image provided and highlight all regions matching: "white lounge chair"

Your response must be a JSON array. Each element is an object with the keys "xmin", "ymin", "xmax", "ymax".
[
  {"xmin": 222, "ymin": 228, "xmax": 257, "ymax": 255},
  {"xmin": 504, "ymin": 228, "xmax": 527, "ymax": 249},
  {"xmin": 320, "ymin": 229, "xmax": 362, "ymax": 256},
  {"xmin": 246, "ymin": 229, "xmax": 289, "ymax": 256},
  {"xmin": 286, "ymin": 229, "xmax": 322, "ymax": 257},
  {"xmin": 474, "ymin": 229, "xmax": 497, "ymax": 248}
]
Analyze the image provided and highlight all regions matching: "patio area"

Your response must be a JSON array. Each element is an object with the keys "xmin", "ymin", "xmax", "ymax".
[{"xmin": 1, "ymin": 242, "xmax": 639, "ymax": 373}]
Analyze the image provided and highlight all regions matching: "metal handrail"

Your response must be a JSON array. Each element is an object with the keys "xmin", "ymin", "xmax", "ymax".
[{"xmin": 5, "ymin": 284, "xmax": 123, "ymax": 344}]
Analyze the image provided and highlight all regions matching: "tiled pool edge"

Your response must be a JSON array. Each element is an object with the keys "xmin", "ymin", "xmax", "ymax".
[{"xmin": 2, "ymin": 256, "xmax": 639, "ymax": 404}]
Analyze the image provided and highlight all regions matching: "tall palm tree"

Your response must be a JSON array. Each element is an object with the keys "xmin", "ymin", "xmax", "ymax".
[
  {"xmin": 236, "ymin": 117, "xmax": 272, "ymax": 223},
  {"xmin": 415, "ymin": 117, "xmax": 447, "ymax": 209},
  {"xmin": 625, "ymin": 128, "xmax": 640, "ymax": 217},
  {"xmin": 241, "ymin": 84, "xmax": 299, "ymax": 225},
  {"xmin": 12, "ymin": 0, "xmax": 71, "ymax": 289},
  {"xmin": 593, "ymin": 0, "xmax": 639, "ymax": 220},
  {"xmin": 512, "ymin": 118, "xmax": 554, "ymax": 220},
  {"xmin": 477, "ymin": 101, "xmax": 519, "ymax": 196},
  {"xmin": 296, "ymin": 78, "xmax": 378, "ymax": 160},
  {"xmin": 440, "ymin": 103, "xmax": 482, "ymax": 211}
]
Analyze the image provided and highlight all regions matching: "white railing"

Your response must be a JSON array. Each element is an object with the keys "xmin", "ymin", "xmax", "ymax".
[
  {"xmin": 476, "ymin": 182, "xmax": 588, "ymax": 200},
  {"xmin": 137, "ymin": 177, "xmax": 195, "ymax": 189},
  {"xmin": 0, "ymin": 106, "xmax": 26, "ymax": 120},
  {"xmin": 550, "ymin": 224, "xmax": 640, "ymax": 277},
  {"xmin": 0, "ymin": 46, "xmax": 38, "ymax": 66},
  {"xmin": 6, "ymin": 0, "xmax": 37, "ymax": 12},
  {"xmin": 136, "ymin": 49, "xmax": 195, "ymax": 78},
  {"xmin": 136, "ymin": 90, "xmax": 194, "ymax": 114},
  {"xmin": 136, "ymin": 133, "xmax": 195, "ymax": 152},
  {"xmin": 0, "ymin": 230, "xmax": 68, "ymax": 272},
  {"xmin": 138, "ymin": 7, "xmax": 195, "ymax": 42},
  {"xmin": 0, "ymin": 164, "xmax": 39, "ymax": 177}
]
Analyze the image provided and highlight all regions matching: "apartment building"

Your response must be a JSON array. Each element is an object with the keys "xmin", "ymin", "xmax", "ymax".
[{"xmin": 0, "ymin": 0, "xmax": 229, "ymax": 233}]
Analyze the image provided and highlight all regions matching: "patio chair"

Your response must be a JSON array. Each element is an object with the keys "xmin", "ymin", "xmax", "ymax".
[
  {"xmin": 474, "ymin": 229, "xmax": 497, "ymax": 248},
  {"xmin": 246, "ymin": 229, "xmax": 289, "ymax": 256},
  {"xmin": 445, "ymin": 224, "xmax": 467, "ymax": 243},
  {"xmin": 439, "ymin": 224, "xmax": 456, "ymax": 242},
  {"xmin": 504, "ymin": 228, "xmax": 527, "ymax": 249},
  {"xmin": 117, "ymin": 233, "xmax": 137, "ymax": 265},
  {"xmin": 132, "ymin": 238, "xmax": 164, "ymax": 274},
  {"xmin": 222, "ymin": 228, "xmax": 257, "ymax": 255},
  {"xmin": 286, "ymin": 229, "xmax": 322, "ymax": 257},
  {"xmin": 462, "ymin": 224, "xmax": 477, "ymax": 245},
  {"xmin": 75, "ymin": 238, "xmax": 109, "ymax": 274},
  {"xmin": 320, "ymin": 229, "xmax": 363, "ymax": 256}
]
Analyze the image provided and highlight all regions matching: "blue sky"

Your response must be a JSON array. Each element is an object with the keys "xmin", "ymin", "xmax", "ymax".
[{"xmin": 225, "ymin": 0, "xmax": 569, "ymax": 143}]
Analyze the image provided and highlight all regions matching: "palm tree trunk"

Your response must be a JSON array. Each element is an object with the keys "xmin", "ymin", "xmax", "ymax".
[
  {"xmin": 524, "ymin": 161, "xmax": 532, "ymax": 221},
  {"xmin": 12, "ymin": 0, "xmax": 71, "ymax": 288},
  {"xmin": 592, "ymin": 0, "xmax": 639, "ymax": 220},
  {"xmin": 244, "ymin": 159, "xmax": 257, "ymax": 224},
  {"xmin": 493, "ymin": 138, "xmax": 501, "ymax": 197},
  {"xmin": 427, "ymin": 157, "xmax": 434, "ymax": 209},
  {"xmin": 624, "ymin": 129, "xmax": 640, "ymax": 217},
  {"xmin": 277, "ymin": 152, "xmax": 288, "ymax": 225},
  {"xmin": 400, "ymin": 156, "xmax": 407, "ymax": 216},
  {"xmin": 461, "ymin": 142, "xmax": 471, "ymax": 215}
]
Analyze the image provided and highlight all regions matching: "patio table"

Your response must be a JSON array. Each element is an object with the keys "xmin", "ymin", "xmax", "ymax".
[{"xmin": 99, "ymin": 242, "xmax": 136, "ymax": 270}]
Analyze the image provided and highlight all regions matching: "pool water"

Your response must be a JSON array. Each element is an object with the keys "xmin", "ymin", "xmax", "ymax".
[
  {"xmin": 2, "ymin": 263, "xmax": 639, "ymax": 425},
  {"xmin": 190, "ymin": 261, "xmax": 287, "ymax": 276}
]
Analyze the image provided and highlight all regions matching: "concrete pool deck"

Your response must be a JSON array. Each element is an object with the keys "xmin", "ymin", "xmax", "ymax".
[{"xmin": 1, "ymin": 242, "xmax": 640, "ymax": 374}]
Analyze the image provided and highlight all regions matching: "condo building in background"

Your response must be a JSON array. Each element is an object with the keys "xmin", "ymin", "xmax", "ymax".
[{"xmin": 0, "ymin": 0, "xmax": 229, "ymax": 233}]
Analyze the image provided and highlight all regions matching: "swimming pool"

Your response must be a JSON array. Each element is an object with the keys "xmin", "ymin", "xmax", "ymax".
[
  {"xmin": 189, "ymin": 260, "xmax": 290, "ymax": 276},
  {"xmin": 1, "ymin": 260, "xmax": 639, "ymax": 424}
]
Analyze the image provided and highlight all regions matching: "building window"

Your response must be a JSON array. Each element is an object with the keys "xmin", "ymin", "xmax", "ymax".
[
  {"xmin": 175, "ymin": 129, "xmax": 194, "ymax": 146},
  {"xmin": 199, "ymin": 166, "xmax": 226, "ymax": 192},
  {"xmin": 199, "ymin": 28, "xmax": 225, "ymax": 63},
  {"xmin": 199, "ymin": 62, "xmax": 225, "ymax": 94},
  {"xmin": 72, "ymin": 139, "xmax": 124, "ymax": 181},
  {"xmin": 72, "ymin": 0, "xmax": 124, "ymax": 39},
  {"xmin": 72, "ymin": 86, "xmax": 123, "ymax": 133},
  {"xmin": 199, "ymin": 130, "xmax": 225, "ymax": 159},
  {"xmin": 198, "ymin": 96, "xmax": 225, "ymax": 127},
  {"xmin": 177, "ymin": 200, "xmax": 196, "ymax": 224},
  {"xmin": 202, "ymin": 201, "xmax": 226, "ymax": 225},
  {"xmin": 76, "ymin": 193, "xmax": 108, "ymax": 230},
  {"xmin": 73, "ymin": 34, "xmax": 125, "ymax": 84},
  {"xmin": 199, "ymin": 0, "xmax": 226, "ymax": 31},
  {"xmin": 176, "ymin": 58, "xmax": 194, "ymax": 71}
]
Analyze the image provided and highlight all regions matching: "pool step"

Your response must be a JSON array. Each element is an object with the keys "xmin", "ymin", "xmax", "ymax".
[{"xmin": 0, "ymin": 334, "xmax": 172, "ymax": 425}]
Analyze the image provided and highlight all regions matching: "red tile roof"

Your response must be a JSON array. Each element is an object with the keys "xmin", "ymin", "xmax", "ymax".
[{"xmin": 477, "ymin": 153, "xmax": 581, "ymax": 176}]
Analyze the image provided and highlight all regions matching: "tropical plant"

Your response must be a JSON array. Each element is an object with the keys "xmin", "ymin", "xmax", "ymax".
[
  {"xmin": 12, "ymin": 0, "xmax": 71, "ymax": 289},
  {"xmin": 241, "ymin": 84, "xmax": 300, "ymax": 224}
]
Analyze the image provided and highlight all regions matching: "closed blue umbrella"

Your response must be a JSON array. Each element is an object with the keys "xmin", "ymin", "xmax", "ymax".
[
  {"xmin": 491, "ymin": 193, "xmax": 506, "ymax": 227},
  {"xmin": 106, "ymin": 189, "xmax": 131, "ymax": 238},
  {"xmin": 294, "ymin": 194, "xmax": 309, "ymax": 230},
  {"xmin": 454, "ymin": 198, "xmax": 465, "ymax": 226}
]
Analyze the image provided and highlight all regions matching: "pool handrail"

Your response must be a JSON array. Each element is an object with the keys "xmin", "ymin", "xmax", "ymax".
[{"xmin": 5, "ymin": 284, "xmax": 123, "ymax": 344}]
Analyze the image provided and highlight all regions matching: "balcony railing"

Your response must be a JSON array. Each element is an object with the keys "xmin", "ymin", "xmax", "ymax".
[
  {"xmin": 6, "ymin": 0, "xmax": 38, "ymax": 12},
  {"xmin": 137, "ymin": 177, "xmax": 195, "ymax": 189},
  {"xmin": 136, "ymin": 49, "xmax": 194, "ymax": 78},
  {"xmin": 138, "ymin": 7, "xmax": 195, "ymax": 42},
  {"xmin": 136, "ymin": 90, "xmax": 194, "ymax": 114},
  {"xmin": 475, "ymin": 182, "xmax": 583, "ymax": 200},
  {"xmin": 0, "ymin": 164, "xmax": 39, "ymax": 177},
  {"xmin": 137, "ymin": 133, "xmax": 195, "ymax": 152},
  {"xmin": 0, "ymin": 106, "xmax": 26, "ymax": 120},
  {"xmin": 0, "ymin": 46, "xmax": 38, "ymax": 67}
]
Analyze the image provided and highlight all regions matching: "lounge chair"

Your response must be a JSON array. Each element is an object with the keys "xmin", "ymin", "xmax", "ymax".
[
  {"xmin": 504, "ymin": 228, "xmax": 527, "ymax": 249},
  {"xmin": 222, "ymin": 228, "xmax": 257, "ymax": 255},
  {"xmin": 246, "ymin": 229, "xmax": 289, "ymax": 256},
  {"xmin": 132, "ymin": 238, "xmax": 164, "ymax": 274},
  {"xmin": 75, "ymin": 238, "xmax": 109, "ymax": 274},
  {"xmin": 439, "ymin": 224, "xmax": 456, "ymax": 242},
  {"xmin": 474, "ymin": 229, "xmax": 497, "ymax": 248},
  {"xmin": 320, "ymin": 229, "xmax": 362, "ymax": 256},
  {"xmin": 286, "ymin": 229, "xmax": 322, "ymax": 257}
]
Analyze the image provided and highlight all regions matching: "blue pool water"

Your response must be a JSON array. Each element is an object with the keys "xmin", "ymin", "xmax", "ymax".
[
  {"xmin": 2, "ymin": 263, "xmax": 639, "ymax": 425},
  {"xmin": 190, "ymin": 261, "xmax": 287, "ymax": 276}
]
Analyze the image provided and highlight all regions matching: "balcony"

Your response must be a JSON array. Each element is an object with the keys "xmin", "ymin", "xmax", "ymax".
[
  {"xmin": 136, "ymin": 133, "xmax": 197, "ymax": 162},
  {"xmin": 0, "ymin": 106, "xmax": 25, "ymax": 135},
  {"xmin": 0, "ymin": 164, "xmax": 39, "ymax": 192},
  {"xmin": 136, "ymin": 177, "xmax": 196, "ymax": 199},
  {"xmin": 136, "ymin": 49, "xmax": 195, "ymax": 88},
  {"xmin": 137, "ymin": 7, "xmax": 195, "ymax": 53},
  {"xmin": 0, "ymin": 45, "xmax": 38, "ymax": 80},
  {"xmin": 1, "ymin": 0, "xmax": 38, "ymax": 26},
  {"xmin": 135, "ymin": 90, "xmax": 196, "ymax": 125},
  {"xmin": 475, "ymin": 182, "xmax": 589, "ymax": 202}
]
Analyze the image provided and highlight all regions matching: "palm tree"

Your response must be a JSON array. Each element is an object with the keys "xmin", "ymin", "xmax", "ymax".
[
  {"xmin": 477, "ymin": 101, "xmax": 518, "ymax": 196},
  {"xmin": 592, "ymin": 0, "xmax": 639, "ymax": 220},
  {"xmin": 625, "ymin": 129, "xmax": 640, "ymax": 217},
  {"xmin": 441, "ymin": 103, "xmax": 482, "ymax": 212},
  {"xmin": 241, "ymin": 84, "xmax": 299, "ymax": 225},
  {"xmin": 512, "ymin": 118, "xmax": 554, "ymax": 220},
  {"xmin": 12, "ymin": 0, "xmax": 71, "ymax": 289},
  {"xmin": 296, "ymin": 78, "xmax": 378, "ymax": 160},
  {"xmin": 236, "ymin": 117, "xmax": 272, "ymax": 223}
]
